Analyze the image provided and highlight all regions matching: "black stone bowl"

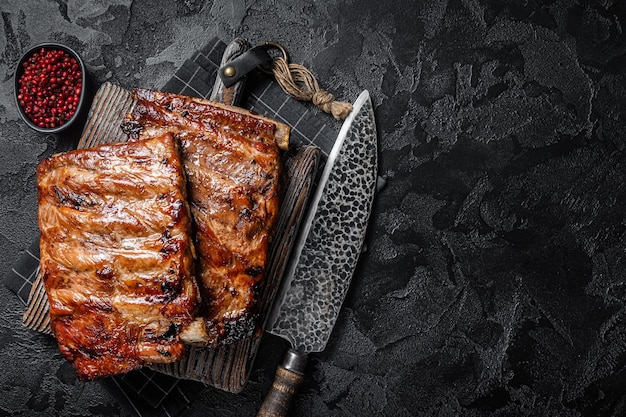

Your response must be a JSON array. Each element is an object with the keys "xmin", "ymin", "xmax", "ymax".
[{"xmin": 14, "ymin": 43, "xmax": 88, "ymax": 134}]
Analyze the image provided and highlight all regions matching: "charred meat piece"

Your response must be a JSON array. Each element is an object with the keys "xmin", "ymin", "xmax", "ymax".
[
  {"xmin": 124, "ymin": 89, "xmax": 289, "ymax": 346},
  {"xmin": 37, "ymin": 133, "xmax": 199, "ymax": 380}
]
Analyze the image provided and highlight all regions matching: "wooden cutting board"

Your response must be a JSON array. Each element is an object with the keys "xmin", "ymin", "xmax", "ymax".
[{"xmin": 22, "ymin": 80, "xmax": 320, "ymax": 392}]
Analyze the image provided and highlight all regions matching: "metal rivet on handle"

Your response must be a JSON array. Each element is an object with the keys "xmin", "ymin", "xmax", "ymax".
[{"xmin": 223, "ymin": 65, "xmax": 236, "ymax": 77}]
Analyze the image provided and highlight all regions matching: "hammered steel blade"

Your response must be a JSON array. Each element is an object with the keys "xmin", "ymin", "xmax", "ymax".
[{"xmin": 267, "ymin": 90, "xmax": 377, "ymax": 353}]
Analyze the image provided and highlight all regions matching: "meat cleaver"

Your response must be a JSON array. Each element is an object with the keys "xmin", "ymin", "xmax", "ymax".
[{"xmin": 257, "ymin": 90, "xmax": 378, "ymax": 416}]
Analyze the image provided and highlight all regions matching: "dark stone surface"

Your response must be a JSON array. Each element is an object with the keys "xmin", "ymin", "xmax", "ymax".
[{"xmin": 1, "ymin": 0, "xmax": 626, "ymax": 416}]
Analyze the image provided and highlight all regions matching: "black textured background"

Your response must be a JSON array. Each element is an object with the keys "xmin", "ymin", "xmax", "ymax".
[{"xmin": 1, "ymin": 1, "xmax": 626, "ymax": 416}]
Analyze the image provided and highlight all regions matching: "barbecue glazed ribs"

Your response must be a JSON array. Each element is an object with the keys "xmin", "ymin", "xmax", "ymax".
[
  {"xmin": 37, "ymin": 133, "xmax": 200, "ymax": 380},
  {"xmin": 123, "ymin": 89, "xmax": 290, "ymax": 346}
]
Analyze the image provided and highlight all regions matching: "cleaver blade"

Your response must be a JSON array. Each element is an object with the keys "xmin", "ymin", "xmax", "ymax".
[{"xmin": 257, "ymin": 90, "xmax": 378, "ymax": 417}]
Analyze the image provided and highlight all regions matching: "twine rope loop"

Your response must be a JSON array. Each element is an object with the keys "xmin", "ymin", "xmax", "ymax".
[{"xmin": 265, "ymin": 43, "xmax": 352, "ymax": 120}]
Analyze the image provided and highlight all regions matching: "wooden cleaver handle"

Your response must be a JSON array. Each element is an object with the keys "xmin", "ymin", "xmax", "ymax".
[{"xmin": 257, "ymin": 349, "xmax": 308, "ymax": 417}]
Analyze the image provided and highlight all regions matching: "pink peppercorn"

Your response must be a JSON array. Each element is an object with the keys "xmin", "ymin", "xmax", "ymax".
[{"xmin": 17, "ymin": 47, "xmax": 82, "ymax": 129}]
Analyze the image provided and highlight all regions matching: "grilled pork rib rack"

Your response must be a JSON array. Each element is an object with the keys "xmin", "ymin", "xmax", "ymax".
[
  {"xmin": 123, "ymin": 88, "xmax": 290, "ymax": 347},
  {"xmin": 37, "ymin": 133, "xmax": 200, "ymax": 380},
  {"xmin": 37, "ymin": 88, "xmax": 290, "ymax": 379}
]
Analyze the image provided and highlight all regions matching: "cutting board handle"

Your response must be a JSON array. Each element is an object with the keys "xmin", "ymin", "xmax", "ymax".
[
  {"xmin": 210, "ymin": 37, "xmax": 250, "ymax": 105},
  {"xmin": 257, "ymin": 349, "xmax": 308, "ymax": 417}
]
